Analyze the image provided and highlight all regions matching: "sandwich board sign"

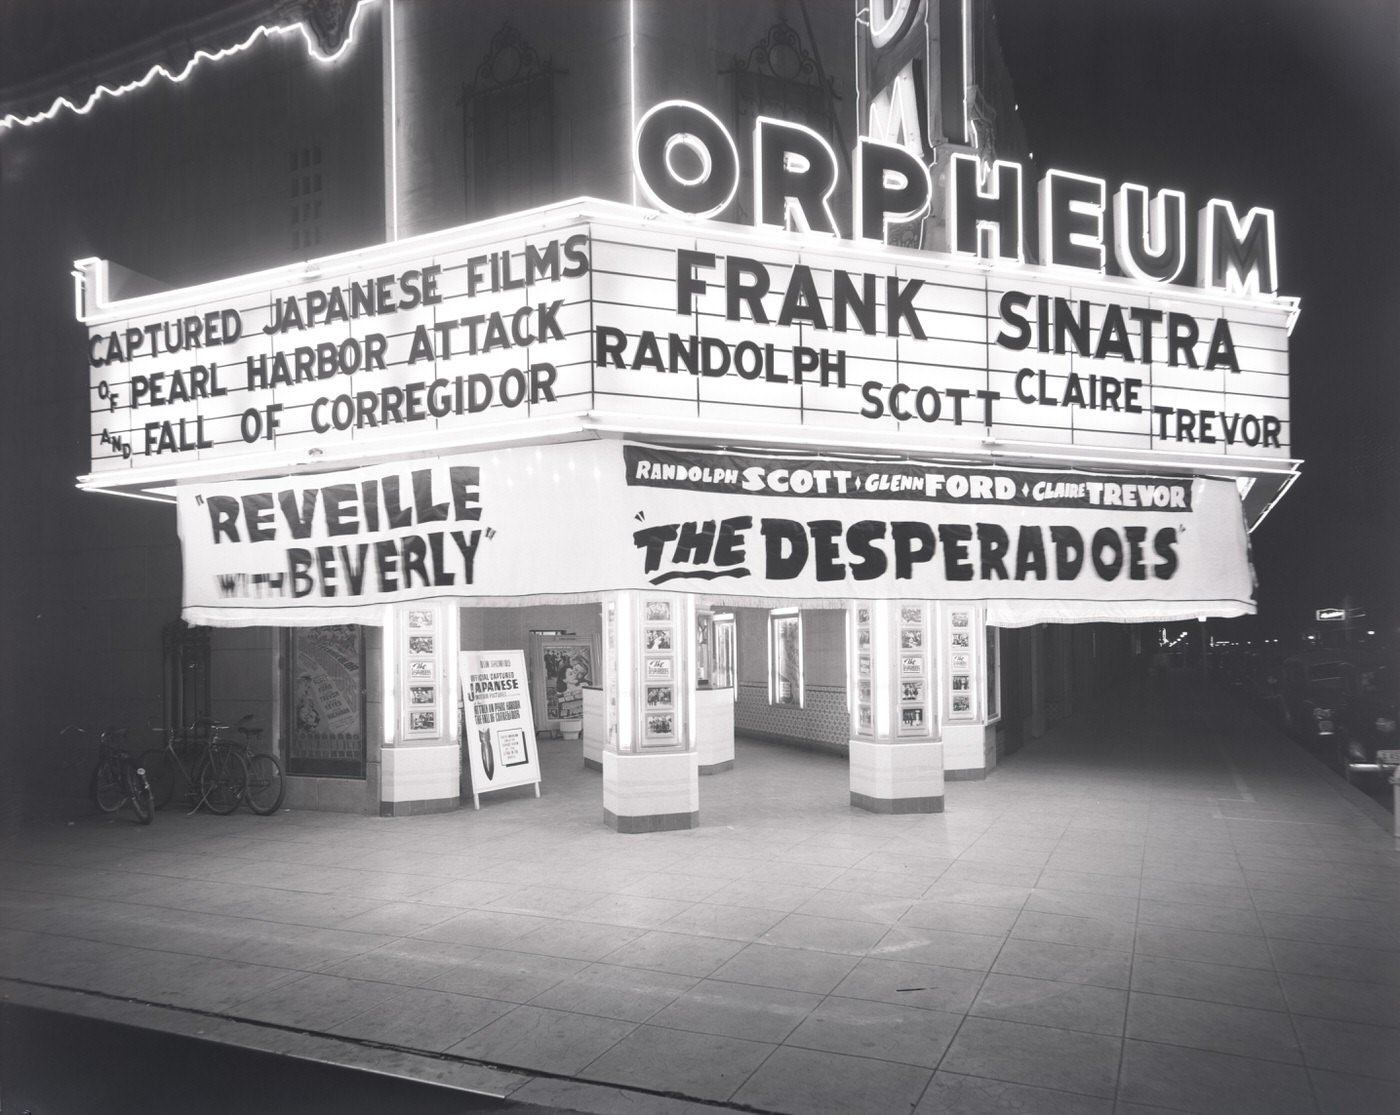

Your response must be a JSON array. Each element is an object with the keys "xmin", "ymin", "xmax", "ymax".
[{"xmin": 459, "ymin": 649, "xmax": 541, "ymax": 808}]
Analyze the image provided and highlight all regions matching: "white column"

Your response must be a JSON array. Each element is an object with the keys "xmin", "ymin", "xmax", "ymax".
[
  {"xmin": 847, "ymin": 600, "xmax": 944, "ymax": 814},
  {"xmin": 379, "ymin": 602, "xmax": 461, "ymax": 815},
  {"xmin": 600, "ymin": 591, "xmax": 699, "ymax": 832}
]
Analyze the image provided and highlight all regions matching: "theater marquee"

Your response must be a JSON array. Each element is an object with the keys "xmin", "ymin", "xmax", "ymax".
[{"xmin": 76, "ymin": 197, "xmax": 1293, "ymax": 495}]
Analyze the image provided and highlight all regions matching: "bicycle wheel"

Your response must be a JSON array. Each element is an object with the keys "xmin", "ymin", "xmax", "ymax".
[
  {"xmin": 243, "ymin": 754, "xmax": 285, "ymax": 815},
  {"xmin": 89, "ymin": 758, "xmax": 125, "ymax": 813},
  {"xmin": 199, "ymin": 747, "xmax": 248, "ymax": 815},
  {"xmin": 139, "ymin": 750, "xmax": 175, "ymax": 809},
  {"xmin": 126, "ymin": 765, "xmax": 154, "ymax": 825}
]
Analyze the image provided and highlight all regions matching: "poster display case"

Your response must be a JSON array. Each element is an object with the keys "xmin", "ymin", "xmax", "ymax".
[
  {"xmin": 896, "ymin": 604, "xmax": 932, "ymax": 737},
  {"xmin": 849, "ymin": 601, "xmax": 934, "ymax": 740},
  {"xmin": 946, "ymin": 606, "xmax": 977, "ymax": 720},
  {"xmin": 402, "ymin": 608, "xmax": 441, "ymax": 739},
  {"xmin": 640, "ymin": 598, "xmax": 679, "ymax": 748}
]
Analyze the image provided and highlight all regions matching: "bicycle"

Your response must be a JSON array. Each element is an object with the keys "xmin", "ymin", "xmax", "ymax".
[
  {"xmin": 140, "ymin": 717, "xmax": 248, "ymax": 815},
  {"xmin": 70, "ymin": 725, "xmax": 153, "ymax": 825},
  {"xmin": 228, "ymin": 714, "xmax": 286, "ymax": 816},
  {"xmin": 140, "ymin": 715, "xmax": 283, "ymax": 816}
]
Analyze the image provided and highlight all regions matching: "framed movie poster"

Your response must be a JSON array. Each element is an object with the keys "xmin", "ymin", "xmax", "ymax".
[
  {"xmin": 287, "ymin": 624, "xmax": 366, "ymax": 778},
  {"xmin": 535, "ymin": 637, "xmax": 598, "ymax": 734}
]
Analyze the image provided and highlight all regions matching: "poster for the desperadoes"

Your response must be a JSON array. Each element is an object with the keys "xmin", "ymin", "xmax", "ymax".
[
  {"xmin": 182, "ymin": 439, "xmax": 1256, "ymax": 628},
  {"xmin": 459, "ymin": 649, "xmax": 540, "ymax": 807}
]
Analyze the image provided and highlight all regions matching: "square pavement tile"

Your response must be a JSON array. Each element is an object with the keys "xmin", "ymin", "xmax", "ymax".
[
  {"xmin": 504, "ymin": 918, "xmax": 646, "ymax": 963},
  {"xmin": 571, "ymin": 893, "xmax": 697, "ymax": 930},
  {"xmin": 526, "ymin": 961, "xmax": 695, "ymax": 1022},
  {"xmin": 1133, "ymin": 924, "xmax": 1274, "ymax": 971},
  {"xmin": 660, "ymin": 901, "xmax": 788, "ymax": 941},
  {"xmin": 448, "ymin": 1004, "xmax": 636, "ymax": 1076},
  {"xmin": 793, "ymin": 888, "xmax": 913, "ymax": 925},
  {"xmin": 1034, "ymin": 868, "xmax": 1141, "ymax": 900},
  {"xmin": 579, "ymin": 1023, "xmax": 774, "ymax": 1103},
  {"xmin": 332, "ymin": 900, "xmax": 465, "ymax": 936},
  {"xmin": 826, "ymin": 867, "xmax": 939, "ymax": 899},
  {"xmin": 941, "ymin": 858, "xmax": 1044, "ymax": 888},
  {"xmin": 412, "ymin": 908, "xmax": 545, "ymax": 949},
  {"xmin": 1129, "ymin": 954, "xmax": 1286, "ymax": 1012},
  {"xmin": 1137, "ymin": 899, "xmax": 1263, "ymax": 937},
  {"xmin": 992, "ymin": 937, "xmax": 1131, "ymax": 989},
  {"xmin": 940, "ymin": 1016, "xmax": 1121, "ymax": 1098},
  {"xmin": 921, "ymin": 878, "xmax": 1032, "ymax": 910},
  {"xmin": 328, "ymin": 985, "xmax": 513, "ymax": 1051},
  {"xmin": 1118, "ymin": 1038, "xmax": 1316, "ymax": 1115},
  {"xmin": 832, "ymin": 956, "xmax": 985, "ymax": 1014},
  {"xmin": 899, "ymin": 898, "xmax": 1020, "ymax": 936},
  {"xmin": 703, "ymin": 879, "xmax": 821, "ymax": 913},
  {"xmin": 645, "ymin": 978, "xmax": 821, "ymax": 1043},
  {"xmin": 1293, "ymin": 1014, "xmax": 1400, "ymax": 1082},
  {"xmin": 225, "ymin": 972, "xmax": 402, "ymax": 1031},
  {"xmin": 426, "ymin": 947, "xmax": 585, "ymax": 1003},
  {"xmin": 919, "ymin": 1071, "xmax": 1114, "ymax": 1114},
  {"xmin": 1259, "ymin": 909, "xmax": 1400, "ymax": 950},
  {"xmin": 785, "ymin": 994, "xmax": 961, "ymax": 1067},
  {"xmin": 758, "ymin": 912, "xmax": 891, "ymax": 955},
  {"xmin": 871, "ymin": 925, "xmax": 1003, "ymax": 972},
  {"xmin": 598, "ymin": 929, "xmax": 746, "ymax": 978},
  {"xmin": 1126, "ymin": 991, "xmax": 1302, "ymax": 1064},
  {"xmin": 1277, "ymin": 969, "xmax": 1400, "ymax": 1029},
  {"xmin": 731, "ymin": 1045, "xmax": 933, "ymax": 1115},
  {"xmin": 709, "ymin": 942, "xmax": 860, "ymax": 995},
  {"xmin": 1011, "ymin": 909, "xmax": 1136, "ymax": 952},
  {"xmin": 1310, "ymin": 1067, "xmax": 1400, "ymax": 1115},
  {"xmin": 1023, "ymin": 888, "xmax": 1139, "ymax": 924},
  {"xmin": 1138, "ymin": 878, "xmax": 1254, "ymax": 911},
  {"xmin": 970, "ymin": 973, "xmax": 1127, "ymax": 1036},
  {"xmin": 1269, "ymin": 936, "xmax": 1400, "ymax": 985}
]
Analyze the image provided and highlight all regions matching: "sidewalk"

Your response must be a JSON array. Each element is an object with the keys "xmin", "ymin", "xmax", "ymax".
[{"xmin": 3, "ymin": 673, "xmax": 1397, "ymax": 1115}]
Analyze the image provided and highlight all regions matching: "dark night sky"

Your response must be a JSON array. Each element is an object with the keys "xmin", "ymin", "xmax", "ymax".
[{"xmin": 990, "ymin": 0, "xmax": 1400, "ymax": 639}]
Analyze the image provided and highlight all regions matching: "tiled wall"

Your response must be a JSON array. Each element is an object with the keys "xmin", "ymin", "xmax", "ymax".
[{"xmin": 736, "ymin": 683, "xmax": 849, "ymax": 755}]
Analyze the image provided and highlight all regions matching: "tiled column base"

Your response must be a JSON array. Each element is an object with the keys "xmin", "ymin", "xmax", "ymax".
[
  {"xmin": 849, "ymin": 738, "xmax": 944, "ymax": 813},
  {"xmin": 380, "ymin": 743, "xmax": 460, "ymax": 816},
  {"xmin": 603, "ymin": 749, "xmax": 699, "ymax": 833}
]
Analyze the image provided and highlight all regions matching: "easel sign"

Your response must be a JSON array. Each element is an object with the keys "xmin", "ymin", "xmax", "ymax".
[{"xmin": 459, "ymin": 650, "xmax": 541, "ymax": 809}]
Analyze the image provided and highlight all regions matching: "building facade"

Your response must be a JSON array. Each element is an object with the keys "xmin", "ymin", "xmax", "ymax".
[{"xmin": 1, "ymin": 0, "xmax": 1296, "ymax": 824}]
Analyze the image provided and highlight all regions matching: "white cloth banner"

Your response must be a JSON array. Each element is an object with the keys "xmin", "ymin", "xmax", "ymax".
[{"xmin": 179, "ymin": 440, "xmax": 1255, "ymax": 627}]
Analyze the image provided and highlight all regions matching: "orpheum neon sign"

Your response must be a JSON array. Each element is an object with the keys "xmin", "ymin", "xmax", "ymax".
[{"xmin": 632, "ymin": 100, "xmax": 1278, "ymax": 298}]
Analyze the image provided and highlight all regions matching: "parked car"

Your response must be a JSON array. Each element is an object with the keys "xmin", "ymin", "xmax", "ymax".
[
  {"xmin": 1278, "ymin": 652, "xmax": 1354, "ymax": 746},
  {"xmin": 1337, "ymin": 663, "xmax": 1398, "ymax": 782}
]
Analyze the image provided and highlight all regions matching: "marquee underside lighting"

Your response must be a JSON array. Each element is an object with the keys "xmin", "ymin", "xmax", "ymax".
[{"xmin": 0, "ymin": 0, "xmax": 379, "ymax": 133}]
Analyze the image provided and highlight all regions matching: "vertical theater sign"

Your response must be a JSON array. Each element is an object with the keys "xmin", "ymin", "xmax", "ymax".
[{"xmin": 70, "ymin": 0, "xmax": 1297, "ymax": 821}]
